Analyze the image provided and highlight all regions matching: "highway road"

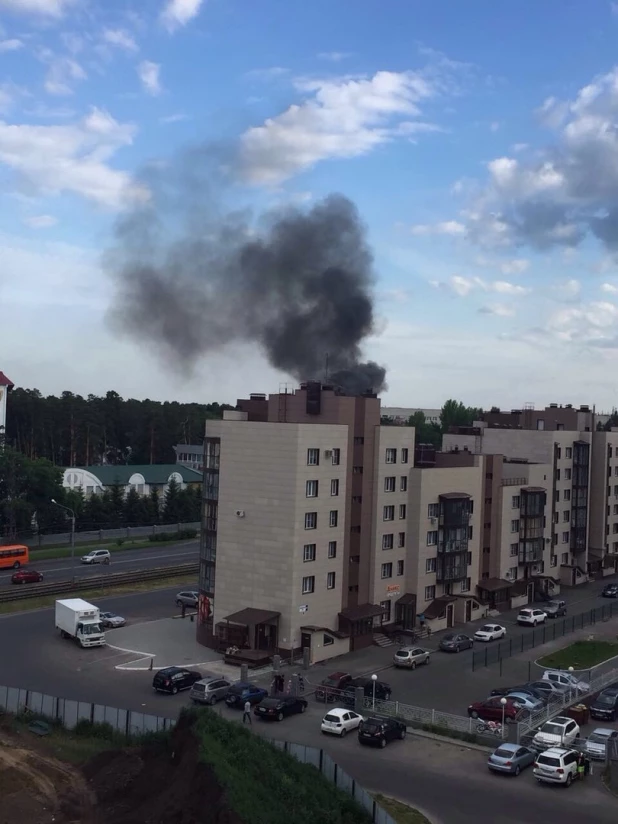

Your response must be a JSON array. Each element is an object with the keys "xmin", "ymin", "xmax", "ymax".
[{"xmin": 0, "ymin": 541, "xmax": 199, "ymax": 589}]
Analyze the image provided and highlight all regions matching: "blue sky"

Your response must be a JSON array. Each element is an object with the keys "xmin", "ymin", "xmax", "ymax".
[{"xmin": 3, "ymin": 0, "xmax": 618, "ymax": 410}]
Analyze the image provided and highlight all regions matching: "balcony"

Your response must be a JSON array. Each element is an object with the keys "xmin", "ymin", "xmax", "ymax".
[
  {"xmin": 519, "ymin": 525, "xmax": 544, "ymax": 540},
  {"xmin": 438, "ymin": 539, "xmax": 468, "ymax": 554},
  {"xmin": 501, "ymin": 477, "xmax": 527, "ymax": 487},
  {"xmin": 436, "ymin": 556, "xmax": 468, "ymax": 583}
]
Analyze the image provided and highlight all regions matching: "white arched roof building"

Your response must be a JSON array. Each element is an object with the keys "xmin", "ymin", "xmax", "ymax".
[{"xmin": 62, "ymin": 464, "xmax": 201, "ymax": 496}]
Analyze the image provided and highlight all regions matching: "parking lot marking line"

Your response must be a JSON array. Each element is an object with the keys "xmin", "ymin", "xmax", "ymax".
[
  {"xmin": 116, "ymin": 657, "xmax": 225, "ymax": 672},
  {"xmin": 106, "ymin": 642, "xmax": 157, "ymax": 657}
]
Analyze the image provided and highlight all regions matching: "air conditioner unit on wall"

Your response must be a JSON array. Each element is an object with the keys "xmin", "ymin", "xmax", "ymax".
[
  {"xmin": 235, "ymin": 510, "xmax": 245, "ymax": 518},
  {"xmin": 324, "ymin": 450, "xmax": 333, "ymax": 458}
]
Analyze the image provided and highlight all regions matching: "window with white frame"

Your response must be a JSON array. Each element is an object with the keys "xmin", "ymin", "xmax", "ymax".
[
  {"xmin": 563, "ymin": 510, "xmax": 570, "ymax": 522},
  {"xmin": 302, "ymin": 576, "xmax": 315, "ymax": 594},
  {"xmin": 565, "ymin": 447, "xmax": 572, "ymax": 458},
  {"xmin": 460, "ymin": 578, "xmax": 471, "ymax": 593},
  {"xmin": 400, "ymin": 476, "xmax": 408, "ymax": 492},
  {"xmin": 326, "ymin": 571, "xmax": 336, "ymax": 590},
  {"xmin": 306, "ymin": 480, "xmax": 318, "ymax": 498},
  {"xmin": 424, "ymin": 585, "xmax": 435, "ymax": 601},
  {"xmin": 427, "ymin": 530, "xmax": 438, "ymax": 545},
  {"xmin": 401, "ymin": 448, "xmax": 409, "ymax": 464},
  {"xmin": 330, "ymin": 479, "xmax": 339, "ymax": 496},
  {"xmin": 428, "ymin": 503, "xmax": 439, "ymax": 518},
  {"xmin": 304, "ymin": 512, "xmax": 317, "ymax": 530},
  {"xmin": 397, "ymin": 560, "xmax": 404, "ymax": 576},
  {"xmin": 398, "ymin": 531, "xmax": 405, "ymax": 548},
  {"xmin": 328, "ymin": 540, "xmax": 337, "ymax": 559},
  {"xmin": 510, "ymin": 542, "xmax": 518, "ymax": 556},
  {"xmin": 303, "ymin": 544, "xmax": 316, "ymax": 562},
  {"xmin": 329, "ymin": 510, "xmax": 338, "ymax": 527},
  {"xmin": 399, "ymin": 503, "xmax": 407, "ymax": 519},
  {"xmin": 564, "ymin": 489, "xmax": 571, "ymax": 501},
  {"xmin": 562, "ymin": 531, "xmax": 569, "ymax": 543},
  {"xmin": 382, "ymin": 533, "xmax": 394, "ymax": 550},
  {"xmin": 331, "ymin": 448, "xmax": 340, "ymax": 466},
  {"xmin": 511, "ymin": 519, "xmax": 520, "ymax": 532},
  {"xmin": 307, "ymin": 448, "xmax": 320, "ymax": 466},
  {"xmin": 556, "ymin": 468, "xmax": 561, "ymax": 481},
  {"xmin": 385, "ymin": 448, "xmax": 397, "ymax": 464},
  {"xmin": 506, "ymin": 566, "xmax": 517, "ymax": 579},
  {"xmin": 425, "ymin": 557, "xmax": 436, "ymax": 573},
  {"xmin": 381, "ymin": 562, "xmax": 393, "ymax": 579},
  {"xmin": 383, "ymin": 505, "xmax": 395, "ymax": 521},
  {"xmin": 512, "ymin": 495, "xmax": 520, "ymax": 508},
  {"xmin": 565, "ymin": 468, "xmax": 572, "ymax": 480},
  {"xmin": 561, "ymin": 552, "xmax": 569, "ymax": 564},
  {"xmin": 384, "ymin": 476, "xmax": 396, "ymax": 493}
]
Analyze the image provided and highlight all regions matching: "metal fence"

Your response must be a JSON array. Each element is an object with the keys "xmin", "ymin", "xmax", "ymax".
[
  {"xmin": 472, "ymin": 602, "xmax": 618, "ymax": 671},
  {"xmin": 607, "ymin": 737, "xmax": 618, "ymax": 793},
  {"xmin": 18, "ymin": 521, "xmax": 200, "ymax": 549}
]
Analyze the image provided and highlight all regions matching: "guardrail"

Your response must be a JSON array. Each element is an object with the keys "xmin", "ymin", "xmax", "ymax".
[{"xmin": 0, "ymin": 562, "xmax": 199, "ymax": 604}]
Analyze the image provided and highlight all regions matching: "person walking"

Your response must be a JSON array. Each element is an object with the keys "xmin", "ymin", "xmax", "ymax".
[
  {"xmin": 242, "ymin": 699, "xmax": 252, "ymax": 725},
  {"xmin": 577, "ymin": 752, "xmax": 586, "ymax": 781},
  {"xmin": 297, "ymin": 673, "xmax": 305, "ymax": 693}
]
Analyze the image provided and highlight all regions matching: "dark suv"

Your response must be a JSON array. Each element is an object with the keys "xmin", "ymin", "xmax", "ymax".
[
  {"xmin": 358, "ymin": 716, "xmax": 407, "ymax": 748},
  {"xmin": 590, "ymin": 683, "xmax": 618, "ymax": 721},
  {"xmin": 152, "ymin": 666, "xmax": 202, "ymax": 695},
  {"xmin": 315, "ymin": 671, "xmax": 353, "ymax": 702},
  {"xmin": 602, "ymin": 584, "xmax": 618, "ymax": 598},
  {"xmin": 342, "ymin": 678, "xmax": 392, "ymax": 706}
]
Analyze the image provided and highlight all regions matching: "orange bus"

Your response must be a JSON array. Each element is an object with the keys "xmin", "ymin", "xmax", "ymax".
[{"xmin": 0, "ymin": 544, "xmax": 29, "ymax": 569}]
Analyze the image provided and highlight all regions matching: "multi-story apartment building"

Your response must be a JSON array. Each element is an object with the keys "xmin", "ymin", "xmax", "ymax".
[{"xmin": 589, "ymin": 429, "xmax": 618, "ymax": 565}]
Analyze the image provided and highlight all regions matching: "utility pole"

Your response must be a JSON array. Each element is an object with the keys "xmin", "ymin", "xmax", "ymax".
[{"xmin": 51, "ymin": 499, "xmax": 76, "ymax": 581}]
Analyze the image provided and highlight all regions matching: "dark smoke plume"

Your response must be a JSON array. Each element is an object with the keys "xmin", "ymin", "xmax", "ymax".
[{"xmin": 106, "ymin": 159, "xmax": 386, "ymax": 396}]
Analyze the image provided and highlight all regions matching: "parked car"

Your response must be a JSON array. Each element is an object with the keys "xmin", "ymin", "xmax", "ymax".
[
  {"xmin": 189, "ymin": 674, "xmax": 232, "ymax": 705},
  {"xmin": 320, "ymin": 708, "xmax": 364, "ymax": 737},
  {"xmin": 584, "ymin": 728, "xmax": 618, "ymax": 760},
  {"xmin": 254, "ymin": 695, "xmax": 308, "ymax": 721},
  {"xmin": 601, "ymin": 583, "xmax": 618, "ymax": 598},
  {"xmin": 439, "ymin": 633, "xmax": 474, "ymax": 653},
  {"xmin": 315, "ymin": 672, "xmax": 353, "ymax": 702},
  {"xmin": 505, "ymin": 692, "xmax": 546, "ymax": 713},
  {"xmin": 516, "ymin": 608, "xmax": 546, "ymax": 626},
  {"xmin": 490, "ymin": 684, "xmax": 548, "ymax": 701},
  {"xmin": 487, "ymin": 742, "xmax": 536, "ymax": 776},
  {"xmin": 541, "ymin": 670, "xmax": 589, "ymax": 694},
  {"xmin": 175, "ymin": 591, "xmax": 199, "ymax": 609},
  {"xmin": 532, "ymin": 717, "xmax": 580, "ymax": 750},
  {"xmin": 543, "ymin": 600, "xmax": 567, "ymax": 618},
  {"xmin": 225, "ymin": 682, "xmax": 269, "ymax": 708},
  {"xmin": 99, "ymin": 611, "xmax": 126, "ymax": 628},
  {"xmin": 533, "ymin": 747, "xmax": 579, "ymax": 786},
  {"xmin": 358, "ymin": 716, "xmax": 407, "ymax": 748},
  {"xmin": 474, "ymin": 624, "xmax": 506, "ymax": 642},
  {"xmin": 152, "ymin": 666, "xmax": 202, "ymax": 695},
  {"xmin": 468, "ymin": 697, "xmax": 522, "ymax": 723},
  {"xmin": 589, "ymin": 683, "xmax": 618, "ymax": 721},
  {"xmin": 11, "ymin": 569, "xmax": 43, "ymax": 584},
  {"xmin": 526, "ymin": 679, "xmax": 565, "ymax": 700},
  {"xmin": 393, "ymin": 646, "xmax": 431, "ymax": 669},
  {"xmin": 80, "ymin": 549, "xmax": 111, "ymax": 565},
  {"xmin": 341, "ymin": 678, "xmax": 392, "ymax": 705}
]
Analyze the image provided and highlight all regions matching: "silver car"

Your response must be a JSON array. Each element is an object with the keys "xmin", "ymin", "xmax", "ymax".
[
  {"xmin": 584, "ymin": 728, "xmax": 618, "ymax": 760},
  {"xmin": 81, "ymin": 549, "xmax": 111, "ymax": 565},
  {"xmin": 393, "ymin": 646, "xmax": 431, "ymax": 669},
  {"xmin": 175, "ymin": 590, "xmax": 199, "ymax": 608},
  {"xmin": 99, "ymin": 611, "xmax": 126, "ymax": 628},
  {"xmin": 189, "ymin": 674, "xmax": 232, "ymax": 705}
]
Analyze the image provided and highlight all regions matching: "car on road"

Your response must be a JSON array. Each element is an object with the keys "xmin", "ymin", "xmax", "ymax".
[
  {"xmin": 532, "ymin": 717, "xmax": 580, "ymax": 750},
  {"xmin": 189, "ymin": 674, "xmax": 232, "ymax": 705},
  {"xmin": 468, "ymin": 697, "xmax": 522, "ymax": 723},
  {"xmin": 504, "ymin": 692, "xmax": 546, "ymax": 713},
  {"xmin": 80, "ymin": 549, "xmax": 111, "ymax": 565},
  {"xmin": 341, "ymin": 678, "xmax": 392, "ymax": 706},
  {"xmin": 315, "ymin": 671, "xmax": 353, "ymax": 702},
  {"xmin": 393, "ymin": 646, "xmax": 431, "ymax": 669},
  {"xmin": 358, "ymin": 716, "xmax": 407, "ymax": 748},
  {"xmin": 543, "ymin": 600, "xmax": 567, "ymax": 618},
  {"xmin": 11, "ymin": 569, "xmax": 43, "ymax": 584},
  {"xmin": 533, "ymin": 747, "xmax": 579, "ymax": 786},
  {"xmin": 601, "ymin": 583, "xmax": 618, "ymax": 598},
  {"xmin": 152, "ymin": 666, "xmax": 202, "ymax": 695},
  {"xmin": 584, "ymin": 728, "xmax": 618, "ymax": 760},
  {"xmin": 487, "ymin": 742, "xmax": 536, "ymax": 776},
  {"xmin": 541, "ymin": 670, "xmax": 589, "ymax": 694},
  {"xmin": 99, "ymin": 611, "xmax": 126, "ymax": 628},
  {"xmin": 474, "ymin": 623, "xmax": 506, "ymax": 642},
  {"xmin": 320, "ymin": 708, "xmax": 364, "ymax": 737},
  {"xmin": 225, "ymin": 682, "xmax": 268, "ymax": 708},
  {"xmin": 589, "ymin": 683, "xmax": 618, "ymax": 721},
  {"xmin": 175, "ymin": 590, "xmax": 199, "ymax": 609},
  {"xmin": 254, "ymin": 695, "xmax": 308, "ymax": 721},
  {"xmin": 516, "ymin": 607, "xmax": 547, "ymax": 626},
  {"xmin": 439, "ymin": 633, "xmax": 474, "ymax": 653}
]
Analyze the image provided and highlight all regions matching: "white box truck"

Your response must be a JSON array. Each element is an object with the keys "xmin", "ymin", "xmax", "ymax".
[{"xmin": 55, "ymin": 598, "xmax": 106, "ymax": 648}]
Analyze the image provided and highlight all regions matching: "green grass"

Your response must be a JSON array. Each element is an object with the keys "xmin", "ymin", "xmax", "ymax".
[
  {"xmin": 538, "ymin": 640, "xmax": 618, "ymax": 670},
  {"xmin": 373, "ymin": 795, "xmax": 432, "ymax": 824},
  {"xmin": 28, "ymin": 535, "xmax": 196, "ymax": 562}
]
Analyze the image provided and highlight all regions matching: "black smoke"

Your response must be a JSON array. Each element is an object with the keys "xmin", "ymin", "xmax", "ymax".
[{"xmin": 106, "ymin": 160, "xmax": 386, "ymax": 395}]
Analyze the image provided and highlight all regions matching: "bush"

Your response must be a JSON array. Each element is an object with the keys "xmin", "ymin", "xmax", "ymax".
[
  {"xmin": 148, "ymin": 529, "xmax": 197, "ymax": 543},
  {"xmin": 73, "ymin": 720, "xmax": 117, "ymax": 740},
  {"xmin": 116, "ymin": 538, "xmax": 125, "ymax": 546}
]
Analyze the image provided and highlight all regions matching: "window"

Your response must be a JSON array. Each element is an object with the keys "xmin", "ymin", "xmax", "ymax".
[
  {"xmin": 385, "ymin": 448, "xmax": 397, "ymax": 464},
  {"xmin": 307, "ymin": 448, "xmax": 319, "ymax": 466},
  {"xmin": 382, "ymin": 533, "xmax": 394, "ymax": 550},
  {"xmin": 512, "ymin": 495, "xmax": 520, "ymax": 509},
  {"xmin": 398, "ymin": 531, "xmax": 405, "ymax": 548},
  {"xmin": 302, "ymin": 576, "xmax": 315, "ymax": 594},
  {"xmin": 425, "ymin": 557, "xmax": 437, "ymax": 573},
  {"xmin": 354, "ymin": 436, "xmax": 365, "ymax": 445},
  {"xmin": 467, "ymin": 551, "xmax": 472, "ymax": 565},
  {"xmin": 330, "ymin": 479, "xmax": 339, "ymax": 497},
  {"xmin": 326, "ymin": 571, "xmax": 336, "ymax": 590},
  {"xmin": 306, "ymin": 480, "xmax": 318, "ymax": 498},
  {"xmin": 556, "ymin": 447, "xmax": 562, "ymax": 459},
  {"xmin": 384, "ymin": 476, "xmax": 396, "ymax": 493},
  {"xmin": 383, "ymin": 505, "xmax": 395, "ymax": 521},
  {"xmin": 400, "ymin": 476, "xmax": 408, "ymax": 492},
  {"xmin": 564, "ymin": 468, "xmax": 571, "ymax": 481},
  {"xmin": 329, "ymin": 510, "xmax": 338, "ymax": 527},
  {"xmin": 563, "ymin": 489, "xmax": 571, "ymax": 501},
  {"xmin": 401, "ymin": 448, "xmax": 409, "ymax": 464},
  {"xmin": 323, "ymin": 634, "xmax": 334, "ymax": 646},
  {"xmin": 562, "ymin": 531, "xmax": 569, "ymax": 543},
  {"xmin": 380, "ymin": 599, "xmax": 392, "ymax": 622},
  {"xmin": 550, "ymin": 555, "xmax": 557, "ymax": 567},
  {"xmin": 555, "ymin": 489, "xmax": 560, "ymax": 503},
  {"xmin": 556, "ymin": 469, "xmax": 561, "ymax": 481},
  {"xmin": 328, "ymin": 540, "xmax": 337, "ymax": 559},
  {"xmin": 332, "ymin": 448, "xmax": 340, "ymax": 466},
  {"xmin": 353, "ymin": 466, "xmax": 363, "ymax": 474},
  {"xmin": 399, "ymin": 503, "xmax": 407, "ymax": 520},
  {"xmin": 424, "ymin": 585, "xmax": 435, "ymax": 601},
  {"xmin": 614, "ymin": 504, "xmax": 618, "ymax": 515},
  {"xmin": 352, "ymin": 495, "xmax": 362, "ymax": 503},
  {"xmin": 427, "ymin": 530, "xmax": 438, "ymax": 545},
  {"xmin": 614, "ymin": 542, "xmax": 618, "ymax": 552},
  {"xmin": 381, "ymin": 562, "xmax": 393, "ymax": 579},
  {"xmin": 428, "ymin": 503, "xmax": 439, "ymax": 518},
  {"xmin": 510, "ymin": 542, "xmax": 518, "ymax": 557},
  {"xmin": 397, "ymin": 560, "xmax": 404, "ymax": 576},
  {"xmin": 506, "ymin": 566, "xmax": 517, "ymax": 580},
  {"xmin": 303, "ymin": 544, "xmax": 316, "ymax": 562},
  {"xmin": 566, "ymin": 447, "xmax": 572, "ymax": 458},
  {"xmin": 511, "ymin": 519, "xmax": 520, "ymax": 533},
  {"xmin": 614, "ymin": 485, "xmax": 618, "ymax": 496},
  {"xmin": 563, "ymin": 510, "xmax": 570, "ymax": 522},
  {"xmin": 468, "ymin": 525, "xmax": 473, "ymax": 540},
  {"xmin": 461, "ymin": 578, "xmax": 471, "ymax": 593},
  {"xmin": 304, "ymin": 512, "xmax": 317, "ymax": 530},
  {"xmin": 561, "ymin": 552, "xmax": 569, "ymax": 564}
]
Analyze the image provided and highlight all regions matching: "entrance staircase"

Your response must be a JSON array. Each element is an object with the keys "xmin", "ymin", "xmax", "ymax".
[{"xmin": 372, "ymin": 632, "xmax": 394, "ymax": 648}]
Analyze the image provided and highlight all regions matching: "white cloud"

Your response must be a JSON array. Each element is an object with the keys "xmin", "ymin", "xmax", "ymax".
[
  {"xmin": 43, "ymin": 55, "xmax": 86, "ymax": 96},
  {"xmin": 138, "ymin": 61, "xmax": 161, "ymax": 96},
  {"xmin": 431, "ymin": 275, "xmax": 530, "ymax": 297},
  {"xmin": 160, "ymin": 112, "xmax": 187, "ymax": 123},
  {"xmin": 23, "ymin": 214, "xmax": 57, "ymax": 228},
  {"xmin": 0, "ymin": 107, "xmax": 146, "ymax": 208},
  {"xmin": 476, "ymin": 256, "xmax": 530, "ymax": 275},
  {"xmin": 245, "ymin": 67, "xmax": 289, "ymax": 82},
  {"xmin": 546, "ymin": 300, "xmax": 618, "ymax": 343},
  {"xmin": 240, "ymin": 70, "xmax": 438, "ymax": 185},
  {"xmin": 0, "ymin": 38, "xmax": 23, "ymax": 52},
  {"xmin": 103, "ymin": 29, "xmax": 138, "ymax": 53},
  {"xmin": 0, "ymin": 0, "xmax": 76, "ymax": 16},
  {"xmin": 489, "ymin": 121, "xmax": 500, "ymax": 132},
  {"xmin": 479, "ymin": 303, "xmax": 515, "ymax": 317},
  {"xmin": 317, "ymin": 52, "xmax": 352, "ymax": 62},
  {"xmin": 410, "ymin": 220, "xmax": 465, "ymax": 236},
  {"xmin": 601, "ymin": 282, "xmax": 618, "ymax": 294},
  {"xmin": 559, "ymin": 278, "xmax": 581, "ymax": 299},
  {"xmin": 160, "ymin": 0, "xmax": 204, "ymax": 33}
]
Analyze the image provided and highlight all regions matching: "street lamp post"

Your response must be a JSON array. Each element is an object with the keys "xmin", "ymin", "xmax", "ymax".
[
  {"xmin": 371, "ymin": 673, "xmax": 378, "ymax": 710},
  {"xmin": 500, "ymin": 696, "xmax": 507, "ymax": 737},
  {"xmin": 51, "ymin": 499, "xmax": 76, "ymax": 580}
]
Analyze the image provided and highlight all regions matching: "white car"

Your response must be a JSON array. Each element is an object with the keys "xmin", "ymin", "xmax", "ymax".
[
  {"xmin": 474, "ymin": 623, "xmax": 506, "ymax": 642},
  {"xmin": 320, "ymin": 708, "xmax": 364, "ymax": 737},
  {"xmin": 532, "ymin": 716, "xmax": 580, "ymax": 750},
  {"xmin": 516, "ymin": 608, "xmax": 547, "ymax": 626},
  {"xmin": 533, "ymin": 747, "xmax": 579, "ymax": 786},
  {"xmin": 541, "ymin": 670, "xmax": 590, "ymax": 694},
  {"xmin": 80, "ymin": 549, "xmax": 111, "ymax": 565}
]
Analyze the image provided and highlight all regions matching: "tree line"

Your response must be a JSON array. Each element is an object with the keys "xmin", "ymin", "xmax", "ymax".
[{"xmin": 381, "ymin": 399, "xmax": 483, "ymax": 447}]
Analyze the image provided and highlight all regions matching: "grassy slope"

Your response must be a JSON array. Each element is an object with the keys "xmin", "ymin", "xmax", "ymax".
[{"xmin": 538, "ymin": 640, "xmax": 618, "ymax": 670}]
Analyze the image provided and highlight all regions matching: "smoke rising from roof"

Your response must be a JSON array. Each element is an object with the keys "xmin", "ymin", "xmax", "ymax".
[{"xmin": 106, "ymin": 156, "xmax": 387, "ymax": 395}]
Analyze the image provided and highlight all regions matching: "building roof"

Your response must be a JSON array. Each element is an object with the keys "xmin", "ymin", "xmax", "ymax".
[
  {"xmin": 74, "ymin": 464, "xmax": 203, "ymax": 485},
  {"xmin": 477, "ymin": 577, "xmax": 513, "ymax": 593},
  {"xmin": 439, "ymin": 491, "xmax": 471, "ymax": 499},
  {"xmin": 396, "ymin": 593, "xmax": 416, "ymax": 606},
  {"xmin": 224, "ymin": 608, "xmax": 280, "ymax": 625},
  {"xmin": 339, "ymin": 603, "xmax": 386, "ymax": 622},
  {"xmin": 0, "ymin": 372, "xmax": 14, "ymax": 388},
  {"xmin": 174, "ymin": 444, "xmax": 204, "ymax": 453},
  {"xmin": 423, "ymin": 595, "xmax": 457, "ymax": 620},
  {"xmin": 300, "ymin": 625, "xmax": 348, "ymax": 639}
]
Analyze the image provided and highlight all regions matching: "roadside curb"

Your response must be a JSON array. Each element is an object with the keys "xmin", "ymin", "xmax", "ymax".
[{"xmin": 408, "ymin": 727, "xmax": 493, "ymax": 753}]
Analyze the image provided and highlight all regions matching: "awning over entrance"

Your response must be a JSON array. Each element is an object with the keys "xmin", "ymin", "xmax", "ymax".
[
  {"xmin": 477, "ymin": 577, "xmax": 512, "ymax": 593},
  {"xmin": 396, "ymin": 593, "xmax": 416, "ymax": 605},
  {"xmin": 423, "ymin": 595, "xmax": 456, "ymax": 620},
  {"xmin": 339, "ymin": 603, "xmax": 385, "ymax": 622},
  {"xmin": 300, "ymin": 624, "xmax": 348, "ymax": 639},
  {"xmin": 224, "ymin": 608, "xmax": 280, "ymax": 625}
]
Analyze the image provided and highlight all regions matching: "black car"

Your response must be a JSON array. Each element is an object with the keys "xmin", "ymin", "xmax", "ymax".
[
  {"xmin": 439, "ymin": 633, "xmax": 474, "ymax": 653},
  {"xmin": 254, "ymin": 695, "xmax": 308, "ymax": 721},
  {"xmin": 590, "ymin": 683, "xmax": 618, "ymax": 721},
  {"xmin": 342, "ymin": 678, "xmax": 392, "ymax": 705},
  {"xmin": 358, "ymin": 716, "xmax": 407, "ymax": 748},
  {"xmin": 152, "ymin": 666, "xmax": 202, "ymax": 695},
  {"xmin": 224, "ymin": 683, "xmax": 269, "ymax": 708},
  {"xmin": 602, "ymin": 584, "xmax": 618, "ymax": 598},
  {"xmin": 315, "ymin": 671, "xmax": 353, "ymax": 702},
  {"xmin": 489, "ymin": 684, "xmax": 547, "ymax": 701}
]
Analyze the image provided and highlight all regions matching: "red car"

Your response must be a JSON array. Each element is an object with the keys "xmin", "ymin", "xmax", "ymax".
[
  {"xmin": 11, "ymin": 569, "xmax": 44, "ymax": 584},
  {"xmin": 467, "ymin": 697, "xmax": 522, "ymax": 722}
]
